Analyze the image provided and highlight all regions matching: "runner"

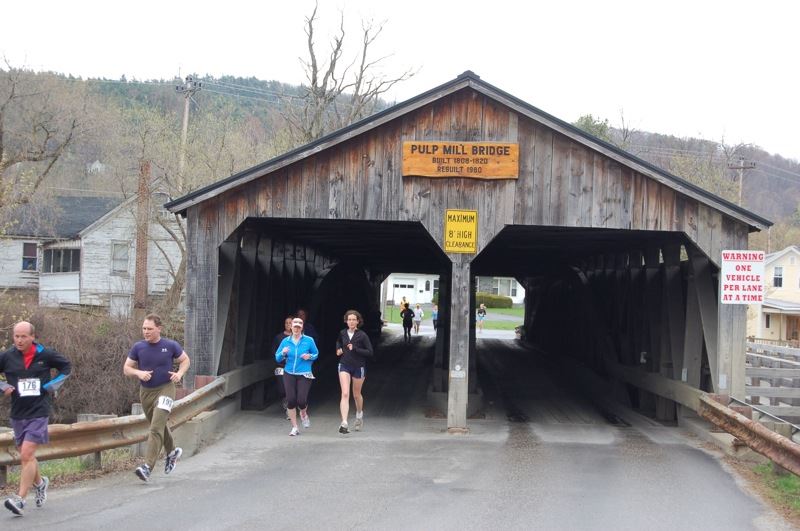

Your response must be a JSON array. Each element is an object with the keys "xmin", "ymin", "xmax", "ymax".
[
  {"xmin": 275, "ymin": 317, "xmax": 318, "ymax": 436},
  {"xmin": 124, "ymin": 313, "xmax": 190, "ymax": 481},
  {"xmin": 476, "ymin": 303, "xmax": 487, "ymax": 333},
  {"xmin": 1, "ymin": 321, "xmax": 71, "ymax": 517},
  {"xmin": 335, "ymin": 310, "xmax": 373, "ymax": 434}
]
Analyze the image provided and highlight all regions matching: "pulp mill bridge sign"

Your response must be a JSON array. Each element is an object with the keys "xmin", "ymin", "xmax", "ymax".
[{"xmin": 403, "ymin": 141, "xmax": 519, "ymax": 179}]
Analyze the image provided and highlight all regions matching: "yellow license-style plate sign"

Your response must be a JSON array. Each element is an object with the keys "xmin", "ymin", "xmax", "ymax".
[
  {"xmin": 444, "ymin": 209, "xmax": 477, "ymax": 254},
  {"xmin": 402, "ymin": 141, "xmax": 519, "ymax": 179}
]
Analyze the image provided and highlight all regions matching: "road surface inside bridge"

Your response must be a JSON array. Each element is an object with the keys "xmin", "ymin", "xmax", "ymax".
[{"xmin": 8, "ymin": 331, "xmax": 791, "ymax": 530}]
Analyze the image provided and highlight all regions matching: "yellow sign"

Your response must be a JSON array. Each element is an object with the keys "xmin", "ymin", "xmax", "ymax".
[
  {"xmin": 402, "ymin": 141, "xmax": 519, "ymax": 179},
  {"xmin": 444, "ymin": 210, "xmax": 478, "ymax": 254}
]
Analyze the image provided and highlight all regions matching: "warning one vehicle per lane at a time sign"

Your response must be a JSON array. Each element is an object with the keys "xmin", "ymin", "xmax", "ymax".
[
  {"xmin": 402, "ymin": 141, "xmax": 519, "ymax": 179},
  {"xmin": 720, "ymin": 250, "xmax": 765, "ymax": 304}
]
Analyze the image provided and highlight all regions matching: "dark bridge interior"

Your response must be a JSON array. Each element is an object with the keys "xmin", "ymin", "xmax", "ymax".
[{"xmin": 220, "ymin": 217, "xmax": 712, "ymax": 421}]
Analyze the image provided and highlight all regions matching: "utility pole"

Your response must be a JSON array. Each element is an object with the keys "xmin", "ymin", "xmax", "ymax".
[
  {"xmin": 175, "ymin": 75, "xmax": 202, "ymax": 192},
  {"xmin": 728, "ymin": 157, "xmax": 756, "ymax": 207}
]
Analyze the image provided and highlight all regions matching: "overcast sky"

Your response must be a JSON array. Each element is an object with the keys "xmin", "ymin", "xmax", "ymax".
[{"xmin": 2, "ymin": 0, "xmax": 798, "ymax": 160}]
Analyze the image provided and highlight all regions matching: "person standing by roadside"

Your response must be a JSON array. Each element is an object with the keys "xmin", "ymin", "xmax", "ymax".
[
  {"xmin": 124, "ymin": 314, "xmax": 190, "ymax": 482},
  {"xmin": 412, "ymin": 304, "xmax": 424, "ymax": 334},
  {"xmin": 275, "ymin": 317, "xmax": 319, "ymax": 436},
  {"xmin": 476, "ymin": 303, "xmax": 487, "ymax": 334},
  {"xmin": 432, "ymin": 304, "xmax": 439, "ymax": 332},
  {"xmin": 1, "ymin": 321, "xmax": 71, "ymax": 517},
  {"xmin": 335, "ymin": 310, "xmax": 373, "ymax": 434}
]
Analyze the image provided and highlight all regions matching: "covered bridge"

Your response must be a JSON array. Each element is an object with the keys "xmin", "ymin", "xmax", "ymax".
[{"xmin": 166, "ymin": 71, "xmax": 770, "ymax": 431}]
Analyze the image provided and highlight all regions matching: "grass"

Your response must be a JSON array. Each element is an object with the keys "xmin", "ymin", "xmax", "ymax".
[
  {"xmin": 2, "ymin": 448, "xmax": 135, "ymax": 489},
  {"xmin": 753, "ymin": 463, "xmax": 800, "ymax": 513},
  {"xmin": 478, "ymin": 321, "xmax": 520, "ymax": 330},
  {"xmin": 483, "ymin": 307, "xmax": 524, "ymax": 317}
]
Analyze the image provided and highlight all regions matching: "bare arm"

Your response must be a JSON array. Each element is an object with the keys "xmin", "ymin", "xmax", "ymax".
[
  {"xmin": 124, "ymin": 357, "xmax": 153, "ymax": 382},
  {"xmin": 169, "ymin": 352, "xmax": 190, "ymax": 383}
]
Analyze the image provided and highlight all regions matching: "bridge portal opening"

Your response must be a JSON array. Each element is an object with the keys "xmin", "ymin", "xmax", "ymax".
[{"xmin": 470, "ymin": 225, "xmax": 716, "ymax": 422}]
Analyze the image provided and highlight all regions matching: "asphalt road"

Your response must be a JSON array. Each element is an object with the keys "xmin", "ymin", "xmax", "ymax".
[{"xmin": 6, "ymin": 332, "xmax": 792, "ymax": 530}]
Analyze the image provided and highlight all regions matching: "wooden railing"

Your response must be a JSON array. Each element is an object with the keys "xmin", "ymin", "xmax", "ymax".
[
  {"xmin": 746, "ymin": 342, "xmax": 800, "ymax": 418},
  {"xmin": 0, "ymin": 361, "xmax": 271, "ymax": 468}
]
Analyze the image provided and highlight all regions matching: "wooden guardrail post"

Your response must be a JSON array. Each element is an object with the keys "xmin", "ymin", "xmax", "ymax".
[
  {"xmin": 0, "ymin": 465, "xmax": 6, "ymax": 487},
  {"xmin": 77, "ymin": 414, "xmax": 118, "ymax": 468}
]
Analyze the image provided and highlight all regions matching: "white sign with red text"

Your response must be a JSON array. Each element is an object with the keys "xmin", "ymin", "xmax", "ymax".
[{"xmin": 720, "ymin": 250, "xmax": 765, "ymax": 305}]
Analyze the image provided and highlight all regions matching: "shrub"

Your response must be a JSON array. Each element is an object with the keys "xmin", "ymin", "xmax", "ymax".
[
  {"xmin": 476, "ymin": 292, "xmax": 513, "ymax": 308},
  {"xmin": 0, "ymin": 302, "xmax": 148, "ymax": 423}
]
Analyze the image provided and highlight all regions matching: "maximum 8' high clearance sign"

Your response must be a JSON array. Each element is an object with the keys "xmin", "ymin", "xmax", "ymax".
[
  {"xmin": 720, "ymin": 250, "xmax": 765, "ymax": 304},
  {"xmin": 444, "ymin": 210, "xmax": 477, "ymax": 253}
]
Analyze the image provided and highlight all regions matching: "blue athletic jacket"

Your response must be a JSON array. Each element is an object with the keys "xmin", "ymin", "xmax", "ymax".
[{"xmin": 275, "ymin": 335, "xmax": 319, "ymax": 375}]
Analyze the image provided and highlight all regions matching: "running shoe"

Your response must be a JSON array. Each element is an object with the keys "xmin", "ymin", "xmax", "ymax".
[
  {"xmin": 135, "ymin": 464, "xmax": 151, "ymax": 482},
  {"xmin": 354, "ymin": 417, "xmax": 363, "ymax": 431},
  {"xmin": 4, "ymin": 496, "xmax": 24, "ymax": 516},
  {"xmin": 300, "ymin": 412, "xmax": 311, "ymax": 428},
  {"xmin": 339, "ymin": 422, "xmax": 350, "ymax": 434},
  {"xmin": 164, "ymin": 447, "xmax": 183, "ymax": 475},
  {"xmin": 34, "ymin": 476, "xmax": 49, "ymax": 507},
  {"xmin": 290, "ymin": 426, "xmax": 300, "ymax": 436}
]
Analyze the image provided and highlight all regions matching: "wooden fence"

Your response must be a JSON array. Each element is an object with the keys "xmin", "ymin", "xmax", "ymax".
[{"xmin": 746, "ymin": 342, "xmax": 800, "ymax": 417}]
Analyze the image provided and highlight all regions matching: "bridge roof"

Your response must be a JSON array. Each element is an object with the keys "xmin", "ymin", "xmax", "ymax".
[{"xmin": 166, "ymin": 71, "xmax": 771, "ymax": 231}]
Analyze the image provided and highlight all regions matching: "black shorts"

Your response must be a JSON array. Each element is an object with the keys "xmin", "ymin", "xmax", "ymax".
[{"xmin": 338, "ymin": 363, "xmax": 365, "ymax": 379}]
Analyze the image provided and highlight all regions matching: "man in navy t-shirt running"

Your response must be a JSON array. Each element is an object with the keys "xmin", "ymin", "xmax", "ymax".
[{"xmin": 124, "ymin": 313, "xmax": 190, "ymax": 482}]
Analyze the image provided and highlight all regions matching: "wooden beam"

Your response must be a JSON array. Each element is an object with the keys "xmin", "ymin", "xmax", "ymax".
[
  {"xmin": 690, "ymin": 251, "xmax": 719, "ymax": 390},
  {"xmin": 663, "ymin": 243, "xmax": 685, "ymax": 379},
  {"xmin": 215, "ymin": 241, "xmax": 239, "ymax": 375},
  {"xmin": 682, "ymin": 272, "xmax": 704, "ymax": 388},
  {"xmin": 447, "ymin": 255, "xmax": 471, "ymax": 430}
]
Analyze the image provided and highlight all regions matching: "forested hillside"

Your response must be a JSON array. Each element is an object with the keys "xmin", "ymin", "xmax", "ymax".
[{"xmin": 3, "ymin": 69, "xmax": 800, "ymax": 251}]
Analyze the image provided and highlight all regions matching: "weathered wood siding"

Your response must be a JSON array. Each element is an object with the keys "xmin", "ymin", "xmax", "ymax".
[
  {"xmin": 0, "ymin": 239, "xmax": 39, "ymax": 289},
  {"xmin": 81, "ymin": 203, "xmax": 183, "ymax": 307},
  {"xmin": 185, "ymin": 87, "xmax": 751, "ymax": 387}
]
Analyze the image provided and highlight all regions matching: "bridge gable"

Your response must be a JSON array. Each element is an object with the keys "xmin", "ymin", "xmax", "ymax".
[{"xmin": 187, "ymin": 85, "xmax": 752, "ymax": 265}]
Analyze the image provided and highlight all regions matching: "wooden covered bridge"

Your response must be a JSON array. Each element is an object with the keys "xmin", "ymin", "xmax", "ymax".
[{"xmin": 166, "ymin": 71, "xmax": 771, "ymax": 431}]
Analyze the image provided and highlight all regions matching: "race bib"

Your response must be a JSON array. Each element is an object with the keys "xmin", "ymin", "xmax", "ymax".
[
  {"xmin": 156, "ymin": 395, "xmax": 174, "ymax": 412},
  {"xmin": 274, "ymin": 367, "xmax": 284, "ymax": 376},
  {"xmin": 18, "ymin": 378, "xmax": 41, "ymax": 397}
]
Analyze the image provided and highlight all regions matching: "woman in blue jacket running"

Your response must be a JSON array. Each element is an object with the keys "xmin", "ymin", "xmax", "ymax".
[{"xmin": 275, "ymin": 317, "xmax": 319, "ymax": 436}]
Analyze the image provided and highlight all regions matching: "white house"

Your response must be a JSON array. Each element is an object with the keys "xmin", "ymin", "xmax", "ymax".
[
  {"xmin": 748, "ymin": 245, "xmax": 800, "ymax": 342},
  {"xmin": 0, "ymin": 196, "xmax": 120, "ymax": 290},
  {"xmin": 381, "ymin": 273, "xmax": 525, "ymax": 306},
  {"xmin": 0, "ymin": 192, "xmax": 184, "ymax": 317},
  {"xmin": 383, "ymin": 272, "xmax": 440, "ymax": 305}
]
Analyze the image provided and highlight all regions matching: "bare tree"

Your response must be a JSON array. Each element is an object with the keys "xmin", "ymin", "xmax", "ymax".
[
  {"xmin": 283, "ymin": 3, "xmax": 415, "ymax": 144},
  {"xmin": 0, "ymin": 64, "xmax": 82, "ymax": 214}
]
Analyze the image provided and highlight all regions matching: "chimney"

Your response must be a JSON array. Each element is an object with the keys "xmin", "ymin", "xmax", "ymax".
[{"xmin": 133, "ymin": 161, "xmax": 151, "ymax": 313}]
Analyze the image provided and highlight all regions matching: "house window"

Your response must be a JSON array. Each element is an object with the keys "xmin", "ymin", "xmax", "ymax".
[
  {"xmin": 425, "ymin": 280, "xmax": 431, "ymax": 292},
  {"xmin": 433, "ymin": 279, "xmax": 439, "ymax": 298},
  {"xmin": 22, "ymin": 243, "xmax": 37, "ymax": 271},
  {"xmin": 766, "ymin": 314, "xmax": 771, "ymax": 329},
  {"xmin": 112, "ymin": 242, "xmax": 130, "ymax": 274},
  {"xmin": 511, "ymin": 280, "xmax": 518, "ymax": 297},
  {"xmin": 774, "ymin": 267, "xmax": 783, "ymax": 288},
  {"xmin": 43, "ymin": 249, "xmax": 80, "ymax": 273},
  {"xmin": 494, "ymin": 278, "xmax": 513, "ymax": 297}
]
